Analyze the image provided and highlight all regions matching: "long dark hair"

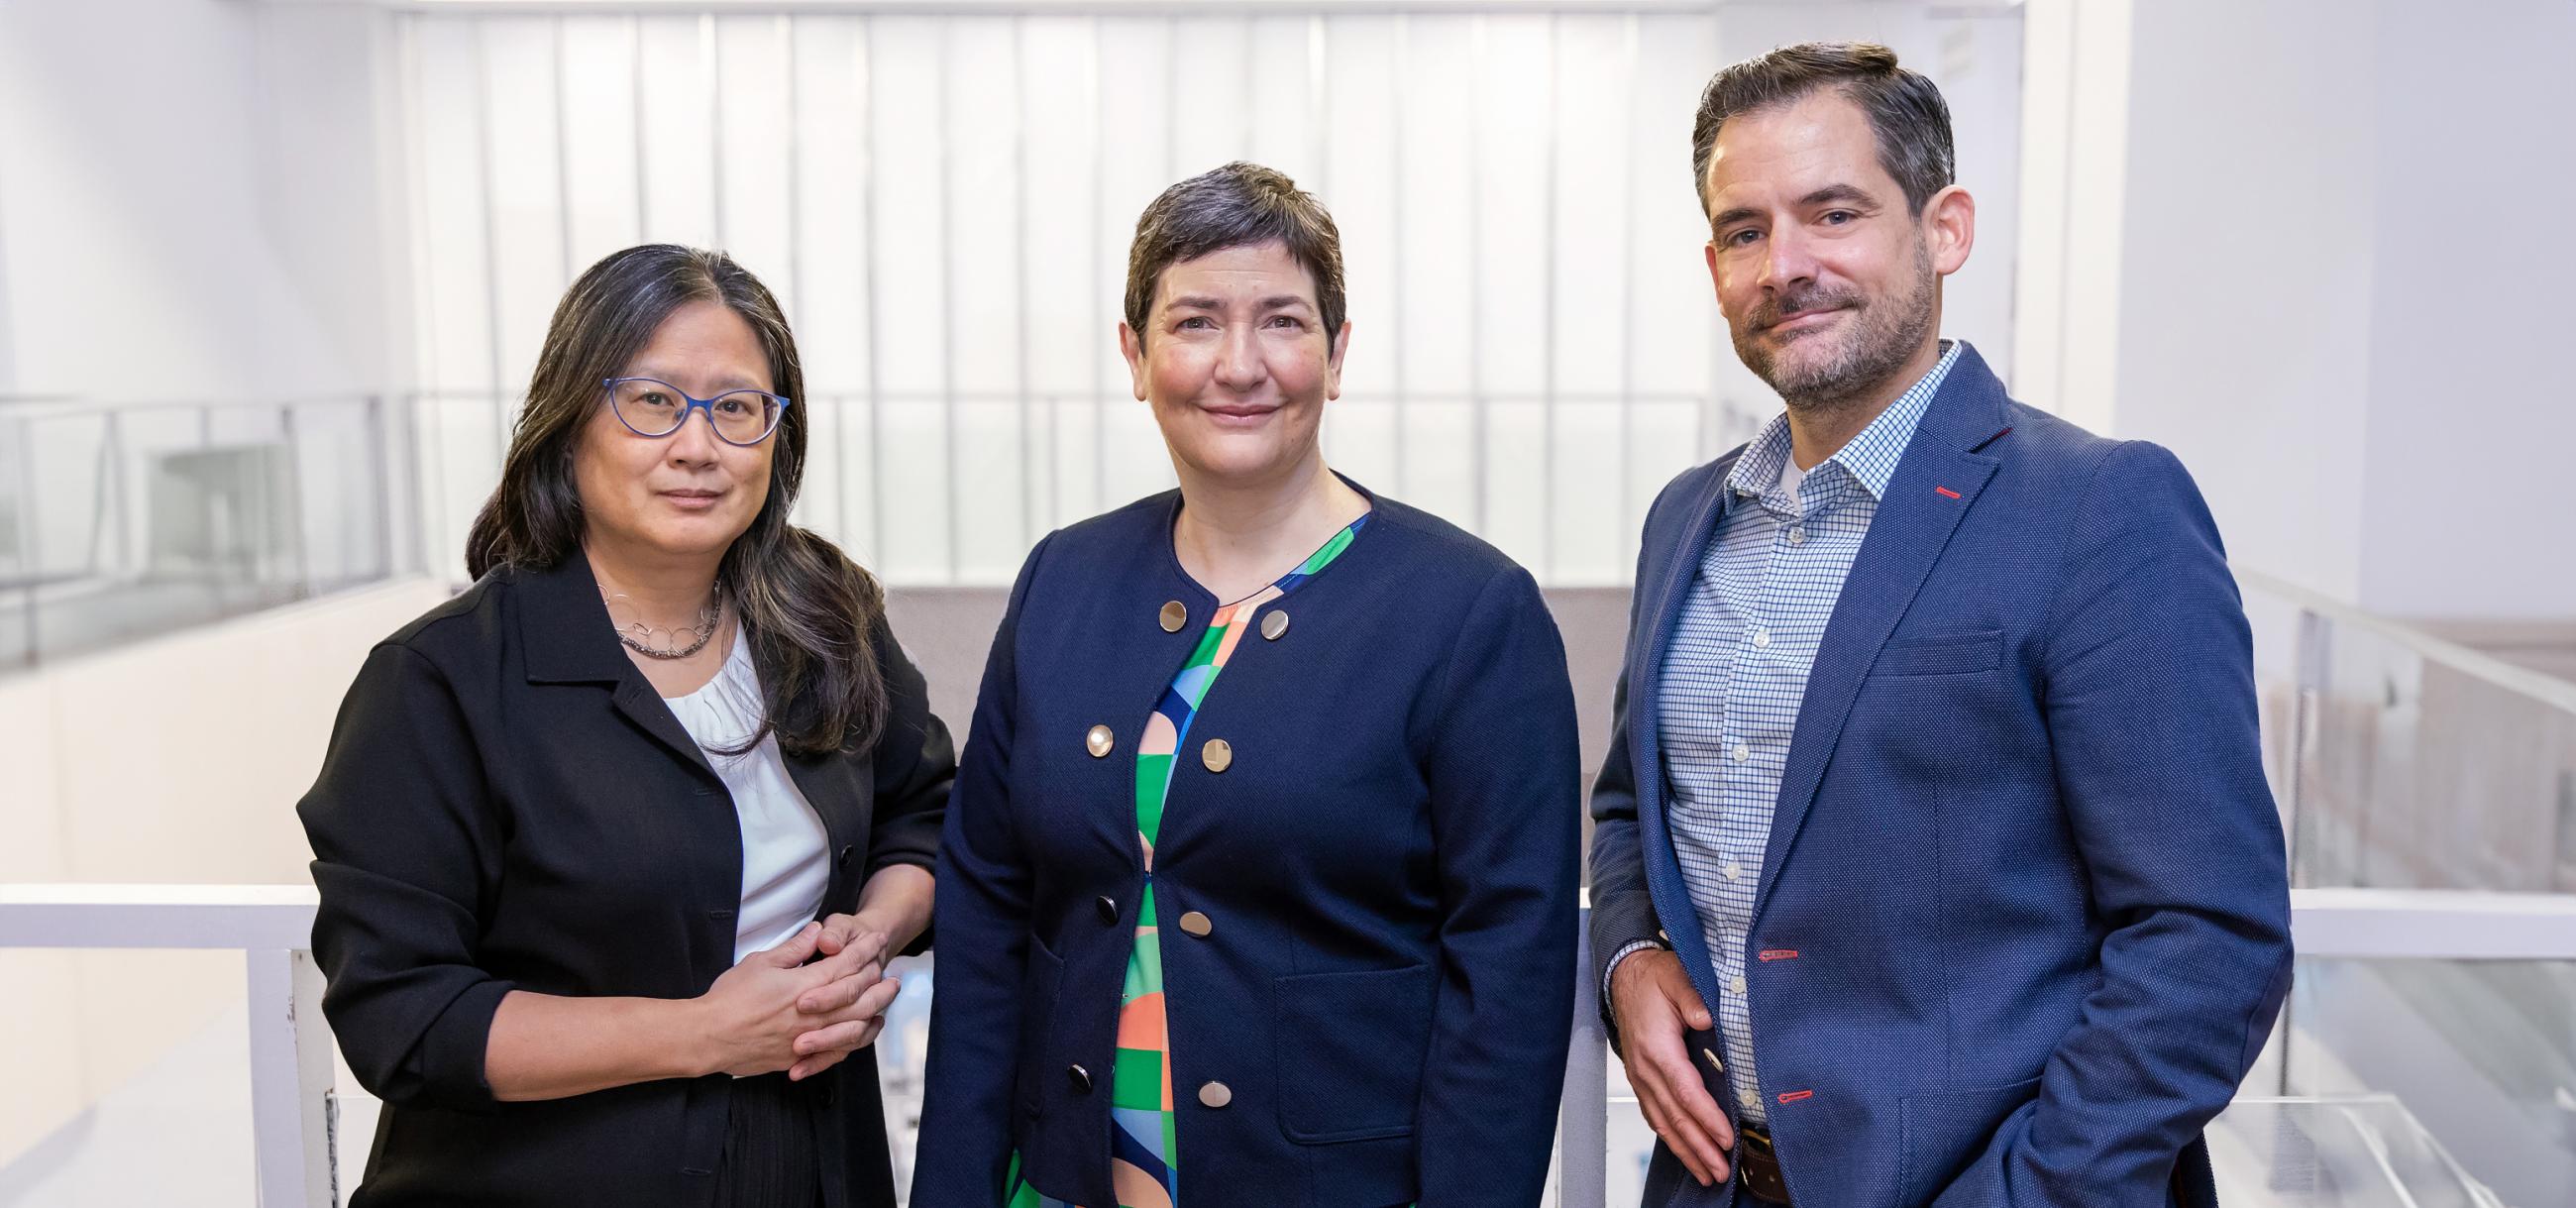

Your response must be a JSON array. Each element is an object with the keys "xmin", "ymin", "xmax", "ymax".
[{"xmin": 465, "ymin": 244, "xmax": 888, "ymax": 756}]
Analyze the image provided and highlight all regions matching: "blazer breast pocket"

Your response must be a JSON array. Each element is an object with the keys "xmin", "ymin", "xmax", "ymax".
[{"xmin": 1872, "ymin": 628, "xmax": 2003, "ymax": 677}]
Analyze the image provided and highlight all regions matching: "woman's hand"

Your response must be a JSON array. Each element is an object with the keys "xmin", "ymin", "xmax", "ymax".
[{"xmin": 695, "ymin": 922, "xmax": 898, "ymax": 1079}]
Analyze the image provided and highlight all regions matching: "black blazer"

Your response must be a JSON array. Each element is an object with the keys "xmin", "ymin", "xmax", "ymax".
[
  {"xmin": 912, "ymin": 487, "xmax": 1581, "ymax": 1208},
  {"xmin": 298, "ymin": 556, "xmax": 954, "ymax": 1207}
]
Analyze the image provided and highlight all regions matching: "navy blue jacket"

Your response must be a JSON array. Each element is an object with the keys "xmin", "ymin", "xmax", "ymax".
[
  {"xmin": 1589, "ymin": 346, "xmax": 2294, "ymax": 1207},
  {"xmin": 913, "ymin": 487, "xmax": 1581, "ymax": 1208}
]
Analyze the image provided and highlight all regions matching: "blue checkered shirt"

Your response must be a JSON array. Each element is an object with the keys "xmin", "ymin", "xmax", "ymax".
[{"xmin": 1628, "ymin": 340, "xmax": 1959, "ymax": 1128}]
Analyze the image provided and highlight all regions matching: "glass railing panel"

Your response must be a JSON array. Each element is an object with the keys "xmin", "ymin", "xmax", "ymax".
[
  {"xmin": 2282, "ymin": 956, "xmax": 2575, "ymax": 1207},
  {"xmin": 0, "ymin": 396, "xmax": 400, "ymax": 671}
]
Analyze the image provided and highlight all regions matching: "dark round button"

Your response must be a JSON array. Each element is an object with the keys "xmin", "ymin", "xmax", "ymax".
[
  {"xmin": 1068, "ymin": 1064, "xmax": 1094, "ymax": 1094},
  {"xmin": 1096, "ymin": 896, "xmax": 1120, "ymax": 925}
]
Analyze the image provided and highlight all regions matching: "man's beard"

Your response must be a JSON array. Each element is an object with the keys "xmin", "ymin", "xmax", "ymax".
[{"xmin": 1732, "ymin": 242, "xmax": 1938, "ymax": 415}]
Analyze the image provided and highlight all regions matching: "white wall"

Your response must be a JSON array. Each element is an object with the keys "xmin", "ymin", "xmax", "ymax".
[
  {"xmin": 0, "ymin": 0, "xmax": 410, "ymax": 402},
  {"xmin": 2021, "ymin": 0, "xmax": 2576, "ymax": 620},
  {"xmin": 0, "ymin": 577, "xmax": 454, "ymax": 1173},
  {"xmin": 2351, "ymin": 2, "xmax": 2576, "ymax": 620}
]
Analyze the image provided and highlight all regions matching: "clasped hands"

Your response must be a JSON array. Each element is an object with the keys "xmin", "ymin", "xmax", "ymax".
[{"xmin": 695, "ymin": 914, "xmax": 902, "ymax": 1082}]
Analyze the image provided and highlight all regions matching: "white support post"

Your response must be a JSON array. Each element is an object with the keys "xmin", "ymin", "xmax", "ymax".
[
  {"xmin": 1558, "ymin": 918, "xmax": 1607, "ymax": 1208},
  {"xmin": 246, "ymin": 947, "xmax": 338, "ymax": 1208}
]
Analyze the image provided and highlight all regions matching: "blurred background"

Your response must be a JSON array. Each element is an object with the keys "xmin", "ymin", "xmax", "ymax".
[{"xmin": 1, "ymin": 0, "xmax": 2571, "ymax": 1204}]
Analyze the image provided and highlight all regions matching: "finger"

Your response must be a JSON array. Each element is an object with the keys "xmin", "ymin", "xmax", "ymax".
[
  {"xmin": 789, "ymin": 1042, "xmax": 859, "ymax": 1083},
  {"xmin": 797, "ymin": 940, "xmax": 880, "ymax": 989},
  {"xmin": 1660, "ymin": 968, "xmax": 1715, "ymax": 1032},
  {"xmin": 1648, "ymin": 1068, "xmax": 1726, "ymax": 1184},
  {"xmin": 792, "ymin": 1017, "xmax": 869, "ymax": 1056},
  {"xmin": 814, "ymin": 914, "xmax": 861, "ymax": 956},
  {"xmin": 796, "ymin": 962, "xmax": 887, "ymax": 1015},
  {"xmin": 1635, "ymin": 1073, "xmax": 1717, "ymax": 1186},
  {"xmin": 758, "ymin": 922, "xmax": 823, "ymax": 968},
  {"xmin": 816, "ymin": 975, "xmax": 902, "ymax": 1026},
  {"xmin": 1660, "ymin": 1058, "xmax": 1735, "ymax": 1177}
]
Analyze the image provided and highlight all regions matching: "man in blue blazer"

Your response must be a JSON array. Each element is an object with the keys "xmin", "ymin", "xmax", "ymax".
[{"xmin": 1588, "ymin": 43, "xmax": 2294, "ymax": 1208}]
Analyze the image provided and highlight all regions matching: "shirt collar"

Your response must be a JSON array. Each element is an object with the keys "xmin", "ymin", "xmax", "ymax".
[{"xmin": 1727, "ymin": 339, "xmax": 1964, "ymax": 503}]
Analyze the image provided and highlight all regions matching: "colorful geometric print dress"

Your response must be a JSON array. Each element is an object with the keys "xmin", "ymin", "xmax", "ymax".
[{"xmin": 1005, "ymin": 512, "xmax": 1370, "ymax": 1208}]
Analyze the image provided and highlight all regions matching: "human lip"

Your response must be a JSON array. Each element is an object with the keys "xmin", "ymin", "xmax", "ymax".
[
  {"xmin": 1766, "ymin": 306, "xmax": 1845, "ymax": 333},
  {"xmin": 661, "ymin": 488, "xmax": 726, "ymax": 510},
  {"xmin": 1201, "ymin": 402, "xmax": 1278, "ymax": 424}
]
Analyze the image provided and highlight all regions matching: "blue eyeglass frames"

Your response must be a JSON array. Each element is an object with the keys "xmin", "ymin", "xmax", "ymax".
[{"xmin": 600, "ymin": 377, "xmax": 793, "ymax": 446}]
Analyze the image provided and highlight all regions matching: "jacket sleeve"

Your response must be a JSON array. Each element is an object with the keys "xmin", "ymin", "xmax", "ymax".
[
  {"xmin": 1587, "ymin": 479, "xmax": 1684, "ymax": 1055},
  {"xmin": 909, "ymin": 532, "xmax": 1052, "ymax": 1208},
  {"xmin": 1415, "ymin": 564, "xmax": 1583, "ymax": 1208},
  {"xmin": 1937, "ymin": 441, "xmax": 2295, "ymax": 1206},
  {"xmin": 298, "ymin": 641, "xmax": 514, "ymax": 1113},
  {"xmin": 864, "ymin": 609, "xmax": 958, "ymax": 957}
]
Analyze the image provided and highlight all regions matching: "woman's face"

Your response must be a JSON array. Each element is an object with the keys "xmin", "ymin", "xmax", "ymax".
[
  {"xmin": 573, "ymin": 298, "xmax": 777, "ymax": 568},
  {"xmin": 1122, "ymin": 240, "xmax": 1349, "ymax": 489}
]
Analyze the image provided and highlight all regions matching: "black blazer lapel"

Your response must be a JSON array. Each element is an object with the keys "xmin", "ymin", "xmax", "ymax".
[{"xmin": 515, "ymin": 556, "xmax": 718, "ymax": 780}]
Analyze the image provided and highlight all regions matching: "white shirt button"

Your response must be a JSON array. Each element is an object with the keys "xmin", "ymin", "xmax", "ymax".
[
  {"xmin": 1787, "ymin": 526, "xmax": 1807, "ymax": 545},
  {"xmin": 1732, "ymin": 742, "xmax": 1752, "ymax": 763},
  {"xmin": 1751, "ymin": 627, "xmax": 1771, "ymax": 648},
  {"xmin": 1729, "ymin": 974, "xmax": 1748, "ymax": 995},
  {"xmin": 1723, "ymin": 861, "xmax": 1743, "ymax": 881},
  {"xmin": 1739, "ymin": 1089, "xmax": 1761, "ymax": 1110}
]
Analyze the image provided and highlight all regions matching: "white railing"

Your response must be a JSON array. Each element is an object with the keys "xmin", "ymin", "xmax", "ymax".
[
  {"xmin": 0, "ymin": 883, "xmax": 334, "ymax": 1208},
  {"xmin": 4, "ymin": 885, "xmax": 2573, "ymax": 1208}
]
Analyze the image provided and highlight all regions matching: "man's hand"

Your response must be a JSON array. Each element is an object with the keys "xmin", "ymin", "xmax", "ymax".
[{"xmin": 1611, "ymin": 947, "xmax": 1735, "ymax": 1186}]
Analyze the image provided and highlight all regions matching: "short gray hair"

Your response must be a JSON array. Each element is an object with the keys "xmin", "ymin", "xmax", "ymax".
[{"xmin": 1125, "ymin": 162, "xmax": 1346, "ymax": 349}]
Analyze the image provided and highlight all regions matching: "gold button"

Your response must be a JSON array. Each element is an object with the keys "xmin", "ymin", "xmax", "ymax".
[
  {"xmin": 1159, "ymin": 601, "xmax": 1188, "ymax": 632},
  {"xmin": 1178, "ymin": 911, "xmax": 1213, "ymax": 937},
  {"xmin": 1086, "ymin": 725, "xmax": 1114, "ymax": 758},
  {"xmin": 1198, "ymin": 1081, "xmax": 1233, "ymax": 1108},
  {"xmin": 1701, "ymin": 1047, "xmax": 1725, "ymax": 1074},
  {"xmin": 1201, "ymin": 739, "xmax": 1233, "ymax": 773},
  {"xmin": 1259, "ymin": 609, "xmax": 1289, "ymax": 641}
]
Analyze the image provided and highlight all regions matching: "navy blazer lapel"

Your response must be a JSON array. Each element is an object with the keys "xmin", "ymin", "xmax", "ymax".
[
  {"xmin": 1753, "ymin": 350, "xmax": 2011, "ymax": 923},
  {"xmin": 1628, "ymin": 451, "xmax": 1742, "ymax": 1010}
]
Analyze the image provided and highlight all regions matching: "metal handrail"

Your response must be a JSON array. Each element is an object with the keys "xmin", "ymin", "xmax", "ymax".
[
  {"xmin": 8, "ymin": 886, "xmax": 2574, "ymax": 1208},
  {"xmin": 2237, "ymin": 568, "xmax": 2576, "ymax": 716}
]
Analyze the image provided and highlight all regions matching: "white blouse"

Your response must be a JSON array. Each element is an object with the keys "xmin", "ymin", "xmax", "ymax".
[{"xmin": 664, "ymin": 632, "xmax": 831, "ymax": 964}]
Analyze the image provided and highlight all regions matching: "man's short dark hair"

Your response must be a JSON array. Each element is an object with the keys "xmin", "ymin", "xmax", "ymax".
[
  {"xmin": 1126, "ymin": 162, "xmax": 1346, "ymax": 349},
  {"xmin": 1690, "ymin": 42, "xmax": 1955, "ymax": 218}
]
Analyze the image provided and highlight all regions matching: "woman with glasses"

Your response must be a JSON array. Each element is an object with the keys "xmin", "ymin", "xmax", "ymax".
[
  {"xmin": 911, "ymin": 164, "xmax": 1580, "ymax": 1208},
  {"xmin": 299, "ymin": 244, "xmax": 953, "ymax": 1207}
]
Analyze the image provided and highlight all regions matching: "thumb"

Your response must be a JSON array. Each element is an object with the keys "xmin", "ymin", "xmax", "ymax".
[
  {"xmin": 761, "ymin": 922, "xmax": 823, "ymax": 968},
  {"xmin": 1665, "ymin": 975, "xmax": 1713, "ymax": 1030}
]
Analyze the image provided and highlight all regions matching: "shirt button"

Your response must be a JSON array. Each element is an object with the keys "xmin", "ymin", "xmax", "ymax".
[
  {"xmin": 1739, "ymin": 1089, "xmax": 1761, "ymax": 1110},
  {"xmin": 1787, "ymin": 526, "xmax": 1807, "ymax": 545},
  {"xmin": 1732, "ymin": 742, "xmax": 1752, "ymax": 763},
  {"xmin": 1730, "ymin": 974, "xmax": 1748, "ymax": 995},
  {"xmin": 1723, "ymin": 861, "xmax": 1743, "ymax": 881},
  {"xmin": 1751, "ymin": 627, "xmax": 1771, "ymax": 648}
]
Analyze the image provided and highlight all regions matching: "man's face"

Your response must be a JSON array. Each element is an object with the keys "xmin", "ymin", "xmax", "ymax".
[{"xmin": 1701, "ymin": 90, "xmax": 1965, "ymax": 408}]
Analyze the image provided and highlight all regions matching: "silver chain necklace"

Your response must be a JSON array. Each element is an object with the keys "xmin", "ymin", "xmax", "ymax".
[{"xmin": 603, "ymin": 581, "xmax": 725, "ymax": 660}]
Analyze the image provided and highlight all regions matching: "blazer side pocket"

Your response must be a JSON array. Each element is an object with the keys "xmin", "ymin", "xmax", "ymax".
[
  {"xmin": 1873, "ymin": 629, "xmax": 2004, "ymax": 677},
  {"xmin": 1272, "ymin": 962, "xmax": 1438, "ymax": 1145},
  {"xmin": 1897, "ymin": 1076, "xmax": 2041, "ymax": 1204}
]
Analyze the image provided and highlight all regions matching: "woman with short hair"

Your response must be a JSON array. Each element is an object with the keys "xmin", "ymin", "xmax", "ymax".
[{"xmin": 912, "ymin": 163, "xmax": 1581, "ymax": 1208}]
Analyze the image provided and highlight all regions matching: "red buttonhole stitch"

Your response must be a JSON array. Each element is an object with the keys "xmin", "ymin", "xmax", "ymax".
[
  {"xmin": 1777, "ymin": 1090, "xmax": 1814, "ymax": 1104},
  {"xmin": 1934, "ymin": 486, "xmax": 1963, "ymax": 499},
  {"xmin": 1758, "ymin": 949, "xmax": 1799, "ymax": 961}
]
